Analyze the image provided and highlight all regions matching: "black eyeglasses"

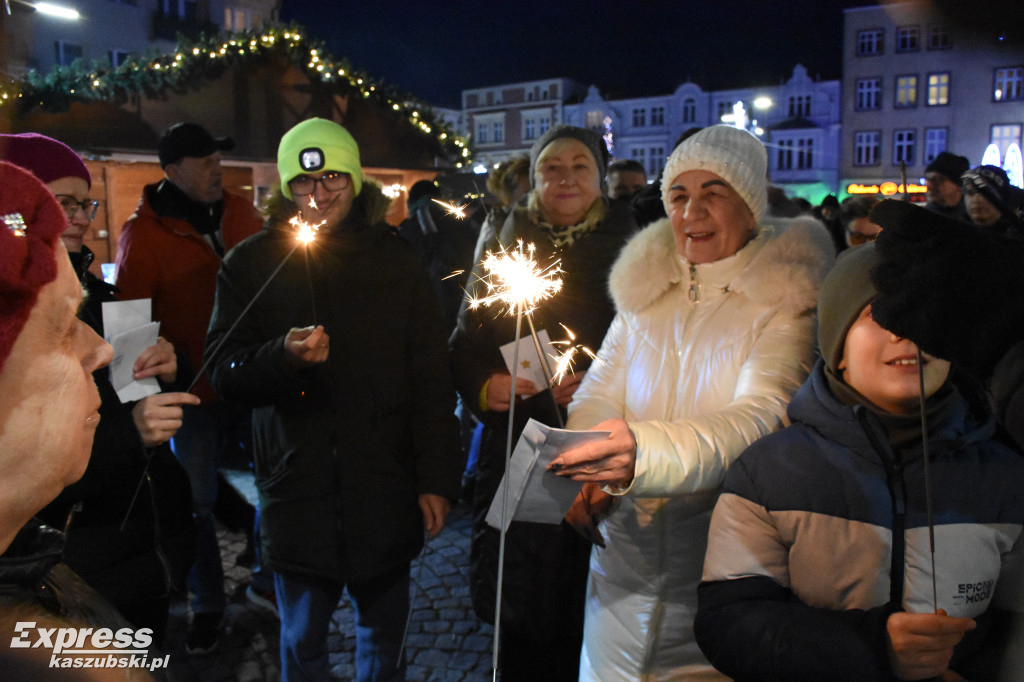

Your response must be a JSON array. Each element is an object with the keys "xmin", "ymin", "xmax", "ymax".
[
  {"xmin": 288, "ymin": 171, "xmax": 351, "ymax": 196},
  {"xmin": 54, "ymin": 194, "xmax": 99, "ymax": 221}
]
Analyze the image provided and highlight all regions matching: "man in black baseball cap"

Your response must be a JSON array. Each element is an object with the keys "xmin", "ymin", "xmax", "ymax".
[
  {"xmin": 115, "ymin": 122, "xmax": 264, "ymax": 653},
  {"xmin": 158, "ymin": 122, "xmax": 235, "ymax": 169}
]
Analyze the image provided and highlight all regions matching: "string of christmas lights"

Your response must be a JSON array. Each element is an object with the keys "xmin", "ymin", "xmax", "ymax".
[{"xmin": 0, "ymin": 23, "xmax": 471, "ymax": 167}]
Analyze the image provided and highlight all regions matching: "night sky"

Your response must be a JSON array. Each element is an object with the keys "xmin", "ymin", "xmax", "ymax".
[
  {"xmin": 277, "ymin": 0, "xmax": 871, "ymax": 109},
  {"xmin": 278, "ymin": 1, "xmax": 1024, "ymax": 110}
]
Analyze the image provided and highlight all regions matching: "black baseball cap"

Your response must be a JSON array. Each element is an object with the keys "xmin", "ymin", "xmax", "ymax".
[{"xmin": 158, "ymin": 122, "xmax": 235, "ymax": 168}]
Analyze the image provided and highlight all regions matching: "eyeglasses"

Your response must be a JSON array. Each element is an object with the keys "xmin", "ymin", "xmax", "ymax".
[
  {"xmin": 288, "ymin": 172, "xmax": 351, "ymax": 196},
  {"xmin": 54, "ymin": 195, "xmax": 99, "ymax": 221},
  {"xmin": 846, "ymin": 230, "xmax": 879, "ymax": 246}
]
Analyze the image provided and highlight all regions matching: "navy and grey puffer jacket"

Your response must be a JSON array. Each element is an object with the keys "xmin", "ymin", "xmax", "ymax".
[{"xmin": 695, "ymin": 360, "xmax": 1024, "ymax": 681}]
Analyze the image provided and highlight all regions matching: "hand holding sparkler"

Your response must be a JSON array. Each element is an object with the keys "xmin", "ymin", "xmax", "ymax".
[
  {"xmin": 885, "ymin": 610, "xmax": 975, "ymax": 680},
  {"xmin": 284, "ymin": 324, "xmax": 329, "ymax": 368}
]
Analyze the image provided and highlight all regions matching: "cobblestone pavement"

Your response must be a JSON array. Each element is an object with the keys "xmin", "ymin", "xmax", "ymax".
[{"xmin": 161, "ymin": 469, "xmax": 494, "ymax": 681}]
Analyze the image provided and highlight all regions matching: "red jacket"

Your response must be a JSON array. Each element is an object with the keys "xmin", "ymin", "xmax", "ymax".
[{"xmin": 115, "ymin": 184, "xmax": 263, "ymax": 402}]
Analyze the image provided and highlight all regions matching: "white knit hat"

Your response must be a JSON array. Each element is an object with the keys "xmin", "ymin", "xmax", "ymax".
[{"xmin": 660, "ymin": 125, "xmax": 767, "ymax": 221}]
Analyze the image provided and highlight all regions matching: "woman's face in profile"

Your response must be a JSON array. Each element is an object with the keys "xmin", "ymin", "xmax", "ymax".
[
  {"xmin": 534, "ymin": 138, "xmax": 601, "ymax": 227},
  {"xmin": 666, "ymin": 169, "xmax": 756, "ymax": 264},
  {"xmin": 0, "ymin": 246, "xmax": 111, "ymax": 497}
]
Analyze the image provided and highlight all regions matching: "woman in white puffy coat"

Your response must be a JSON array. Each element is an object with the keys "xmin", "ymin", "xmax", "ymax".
[{"xmin": 551, "ymin": 126, "xmax": 835, "ymax": 680}]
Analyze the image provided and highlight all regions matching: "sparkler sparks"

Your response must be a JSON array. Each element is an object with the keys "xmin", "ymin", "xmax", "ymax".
[
  {"xmin": 290, "ymin": 213, "xmax": 324, "ymax": 245},
  {"xmin": 431, "ymin": 198, "xmax": 468, "ymax": 219},
  {"xmin": 468, "ymin": 240, "xmax": 562, "ymax": 316},
  {"xmin": 550, "ymin": 324, "xmax": 598, "ymax": 385}
]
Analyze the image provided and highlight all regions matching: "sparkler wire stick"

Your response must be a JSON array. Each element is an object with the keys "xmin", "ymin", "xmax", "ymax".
[
  {"xmin": 917, "ymin": 347, "xmax": 938, "ymax": 612},
  {"xmin": 186, "ymin": 240, "xmax": 303, "ymax": 394},
  {"xmin": 492, "ymin": 302, "xmax": 524, "ymax": 680},
  {"xmin": 398, "ymin": 537, "xmax": 435, "ymax": 668},
  {"xmin": 524, "ymin": 314, "xmax": 564, "ymax": 428}
]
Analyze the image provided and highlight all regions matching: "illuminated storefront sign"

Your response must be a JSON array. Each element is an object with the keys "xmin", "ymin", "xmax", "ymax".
[{"xmin": 846, "ymin": 182, "xmax": 927, "ymax": 196}]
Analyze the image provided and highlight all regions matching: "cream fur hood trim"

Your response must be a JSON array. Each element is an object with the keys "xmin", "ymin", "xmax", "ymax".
[{"xmin": 609, "ymin": 216, "xmax": 834, "ymax": 316}]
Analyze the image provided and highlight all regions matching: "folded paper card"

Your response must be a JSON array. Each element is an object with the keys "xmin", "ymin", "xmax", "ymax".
[{"xmin": 486, "ymin": 418, "xmax": 610, "ymax": 533}]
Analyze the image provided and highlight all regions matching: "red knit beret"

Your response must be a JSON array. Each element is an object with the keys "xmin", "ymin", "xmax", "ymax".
[
  {"xmin": 0, "ymin": 161, "xmax": 66, "ymax": 374},
  {"xmin": 0, "ymin": 132, "xmax": 91, "ymax": 188}
]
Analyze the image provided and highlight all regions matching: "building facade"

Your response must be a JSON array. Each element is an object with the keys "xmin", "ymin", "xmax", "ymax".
[
  {"xmin": 841, "ymin": 2, "xmax": 1024, "ymax": 201},
  {"xmin": 459, "ymin": 67, "xmax": 840, "ymax": 202},
  {"xmin": 562, "ymin": 64, "xmax": 841, "ymax": 201},
  {"xmin": 461, "ymin": 77, "xmax": 588, "ymax": 169},
  {"xmin": 1, "ymin": 0, "xmax": 278, "ymax": 77}
]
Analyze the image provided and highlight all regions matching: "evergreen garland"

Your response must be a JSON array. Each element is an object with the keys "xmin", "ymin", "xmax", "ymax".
[{"xmin": 0, "ymin": 23, "xmax": 471, "ymax": 167}]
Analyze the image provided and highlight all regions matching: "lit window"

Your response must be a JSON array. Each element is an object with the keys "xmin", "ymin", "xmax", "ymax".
[
  {"xmin": 895, "ymin": 75, "xmax": 918, "ymax": 108},
  {"xmin": 991, "ymin": 124, "xmax": 1022, "ymax": 158},
  {"xmin": 927, "ymin": 73, "xmax": 949, "ymax": 106}
]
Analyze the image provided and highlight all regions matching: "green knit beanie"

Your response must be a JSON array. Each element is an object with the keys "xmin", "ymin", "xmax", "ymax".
[
  {"xmin": 277, "ymin": 118, "xmax": 363, "ymax": 200},
  {"xmin": 817, "ymin": 243, "xmax": 880, "ymax": 374}
]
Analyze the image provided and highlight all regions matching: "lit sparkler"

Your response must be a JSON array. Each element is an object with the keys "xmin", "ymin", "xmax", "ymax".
[
  {"xmin": 467, "ymin": 240, "xmax": 564, "ymax": 680},
  {"xmin": 468, "ymin": 240, "xmax": 563, "ymax": 316},
  {"xmin": 431, "ymin": 197, "xmax": 468, "ymax": 219},
  {"xmin": 549, "ymin": 323, "xmax": 599, "ymax": 385}
]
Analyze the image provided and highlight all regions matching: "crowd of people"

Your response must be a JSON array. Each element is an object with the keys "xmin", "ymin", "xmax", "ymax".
[{"xmin": 1, "ymin": 117, "xmax": 1023, "ymax": 682}]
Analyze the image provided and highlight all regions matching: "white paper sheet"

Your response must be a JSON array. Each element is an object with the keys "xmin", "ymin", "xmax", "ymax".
[
  {"xmin": 499, "ymin": 328, "xmax": 558, "ymax": 390},
  {"xmin": 108, "ymin": 322, "xmax": 162, "ymax": 403},
  {"xmin": 485, "ymin": 419, "xmax": 610, "ymax": 532},
  {"xmin": 102, "ymin": 299, "xmax": 161, "ymax": 403},
  {"xmin": 101, "ymin": 299, "xmax": 151, "ymax": 340}
]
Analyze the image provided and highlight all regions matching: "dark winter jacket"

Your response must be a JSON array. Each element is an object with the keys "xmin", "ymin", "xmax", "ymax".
[
  {"xmin": 695, "ymin": 360, "xmax": 1024, "ymax": 681},
  {"xmin": 206, "ymin": 219, "xmax": 462, "ymax": 582},
  {"xmin": 37, "ymin": 247, "xmax": 194, "ymax": 611},
  {"xmin": 449, "ymin": 197, "xmax": 636, "ymax": 638}
]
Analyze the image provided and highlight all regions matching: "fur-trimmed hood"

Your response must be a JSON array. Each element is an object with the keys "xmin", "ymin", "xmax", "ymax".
[{"xmin": 609, "ymin": 216, "xmax": 834, "ymax": 316}]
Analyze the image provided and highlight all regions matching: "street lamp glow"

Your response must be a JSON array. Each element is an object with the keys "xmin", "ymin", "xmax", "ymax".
[
  {"xmin": 753, "ymin": 96, "xmax": 772, "ymax": 109},
  {"xmin": 34, "ymin": 2, "xmax": 80, "ymax": 19}
]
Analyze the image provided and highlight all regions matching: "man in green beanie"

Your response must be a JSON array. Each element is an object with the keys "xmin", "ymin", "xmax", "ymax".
[{"xmin": 205, "ymin": 118, "xmax": 462, "ymax": 681}]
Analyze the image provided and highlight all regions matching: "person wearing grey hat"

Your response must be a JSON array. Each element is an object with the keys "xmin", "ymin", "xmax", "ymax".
[
  {"xmin": 450, "ymin": 124, "xmax": 635, "ymax": 680},
  {"xmin": 924, "ymin": 151, "xmax": 970, "ymax": 222},
  {"xmin": 547, "ymin": 125, "xmax": 835, "ymax": 680},
  {"xmin": 115, "ymin": 121, "xmax": 264, "ymax": 654},
  {"xmin": 697, "ymin": 242, "xmax": 1024, "ymax": 681}
]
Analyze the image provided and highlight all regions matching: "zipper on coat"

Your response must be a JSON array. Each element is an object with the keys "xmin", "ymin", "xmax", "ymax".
[{"xmin": 688, "ymin": 263, "xmax": 699, "ymax": 303}]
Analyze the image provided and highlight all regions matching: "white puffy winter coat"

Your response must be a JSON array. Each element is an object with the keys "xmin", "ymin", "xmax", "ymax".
[{"xmin": 566, "ymin": 215, "xmax": 834, "ymax": 681}]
